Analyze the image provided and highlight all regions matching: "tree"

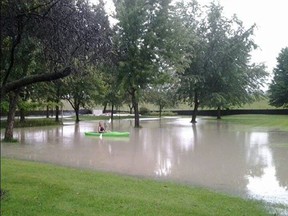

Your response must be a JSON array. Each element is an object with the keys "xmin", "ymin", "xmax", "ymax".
[
  {"xmin": 97, "ymin": 64, "xmax": 125, "ymax": 121},
  {"xmin": 113, "ymin": 0, "xmax": 190, "ymax": 127},
  {"xmin": 144, "ymin": 83, "xmax": 177, "ymax": 117},
  {"xmin": 178, "ymin": 2, "xmax": 268, "ymax": 122},
  {"xmin": 1, "ymin": 0, "xmax": 112, "ymax": 141},
  {"xmin": 268, "ymin": 47, "xmax": 288, "ymax": 108},
  {"xmin": 1, "ymin": 0, "xmax": 72, "ymax": 95},
  {"xmin": 175, "ymin": 0, "xmax": 204, "ymax": 123},
  {"xmin": 201, "ymin": 4, "xmax": 267, "ymax": 118},
  {"xmin": 62, "ymin": 63, "xmax": 106, "ymax": 122}
]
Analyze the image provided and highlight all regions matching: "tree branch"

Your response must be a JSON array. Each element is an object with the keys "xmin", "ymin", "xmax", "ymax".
[{"xmin": 1, "ymin": 67, "xmax": 72, "ymax": 95}]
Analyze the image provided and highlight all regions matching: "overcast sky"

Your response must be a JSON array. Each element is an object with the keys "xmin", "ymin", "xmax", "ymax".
[
  {"xmin": 207, "ymin": 0, "xmax": 288, "ymax": 75},
  {"xmin": 100, "ymin": 0, "xmax": 288, "ymax": 75}
]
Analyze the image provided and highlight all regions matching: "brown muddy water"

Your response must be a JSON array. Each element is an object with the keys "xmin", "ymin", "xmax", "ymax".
[{"xmin": 1, "ymin": 117, "xmax": 288, "ymax": 213}]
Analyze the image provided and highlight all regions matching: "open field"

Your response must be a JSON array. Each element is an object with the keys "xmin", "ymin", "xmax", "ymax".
[
  {"xmin": 1, "ymin": 158, "xmax": 270, "ymax": 216},
  {"xmin": 61, "ymin": 97, "xmax": 279, "ymax": 112},
  {"xmin": 219, "ymin": 114, "xmax": 288, "ymax": 131}
]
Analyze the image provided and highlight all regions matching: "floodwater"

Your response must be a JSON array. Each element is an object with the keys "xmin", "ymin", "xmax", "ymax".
[{"xmin": 1, "ymin": 117, "xmax": 288, "ymax": 213}]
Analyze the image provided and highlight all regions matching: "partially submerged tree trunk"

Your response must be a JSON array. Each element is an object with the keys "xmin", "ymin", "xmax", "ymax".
[
  {"xmin": 67, "ymin": 98, "xmax": 80, "ymax": 123},
  {"xmin": 134, "ymin": 102, "xmax": 140, "ymax": 127},
  {"xmin": 4, "ymin": 90, "xmax": 20, "ymax": 141},
  {"xmin": 55, "ymin": 105, "xmax": 60, "ymax": 122},
  {"xmin": 159, "ymin": 105, "xmax": 162, "ymax": 118},
  {"xmin": 191, "ymin": 91, "xmax": 199, "ymax": 124},
  {"xmin": 110, "ymin": 104, "xmax": 114, "ymax": 121},
  {"xmin": 75, "ymin": 106, "xmax": 80, "ymax": 123},
  {"xmin": 217, "ymin": 106, "xmax": 221, "ymax": 119},
  {"xmin": 55, "ymin": 83, "xmax": 61, "ymax": 122},
  {"xmin": 46, "ymin": 103, "xmax": 49, "ymax": 118},
  {"xmin": 131, "ymin": 89, "xmax": 140, "ymax": 127},
  {"xmin": 19, "ymin": 107, "xmax": 25, "ymax": 123}
]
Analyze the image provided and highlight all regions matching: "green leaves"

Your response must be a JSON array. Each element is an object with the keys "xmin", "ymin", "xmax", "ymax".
[
  {"xmin": 177, "ymin": 2, "xmax": 268, "ymax": 114},
  {"xmin": 268, "ymin": 47, "xmax": 288, "ymax": 108}
]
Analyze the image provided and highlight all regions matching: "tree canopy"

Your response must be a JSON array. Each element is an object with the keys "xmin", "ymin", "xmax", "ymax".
[
  {"xmin": 0, "ymin": 0, "xmax": 272, "ymax": 141},
  {"xmin": 1, "ymin": 0, "xmax": 113, "ymax": 140},
  {"xmin": 177, "ymin": 2, "xmax": 268, "ymax": 122},
  {"xmin": 1, "ymin": 0, "xmax": 112, "ymax": 94},
  {"xmin": 268, "ymin": 47, "xmax": 288, "ymax": 108}
]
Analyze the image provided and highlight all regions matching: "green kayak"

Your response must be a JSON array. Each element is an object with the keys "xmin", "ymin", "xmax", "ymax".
[{"xmin": 84, "ymin": 131, "xmax": 130, "ymax": 137}]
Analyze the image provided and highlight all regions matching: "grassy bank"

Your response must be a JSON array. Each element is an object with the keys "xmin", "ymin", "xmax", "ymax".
[
  {"xmin": 1, "ymin": 159, "xmax": 269, "ymax": 216},
  {"xmin": 0, "ymin": 118, "xmax": 62, "ymax": 129},
  {"xmin": 220, "ymin": 114, "xmax": 288, "ymax": 131}
]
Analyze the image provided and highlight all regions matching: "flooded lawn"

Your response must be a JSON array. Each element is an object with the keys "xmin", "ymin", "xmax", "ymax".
[{"xmin": 1, "ymin": 117, "xmax": 288, "ymax": 210}]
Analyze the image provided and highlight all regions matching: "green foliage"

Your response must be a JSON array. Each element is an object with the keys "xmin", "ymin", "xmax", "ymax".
[
  {"xmin": 149, "ymin": 111, "xmax": 176, "ymax": 116},
  {"xmin": 177, "ymin": 2, "xmax": 268, "ymax": 117},
  {"xmin": 0, "ymin": 100, "xmax": 9, "ymax": 114},
  {"xmin": 1, "ymin": 158, "xmax": 270, "ymax": 216},
  {"xmin": 114, "ymin": 0, "xmax": 191, "ymax": 126},
  {"xmin": 139, "ymin": 106, "xmax": 150, "ymax": 115},
  {"xmin": 144, "ymin": 83, "xmax": 178, "ymax": 114},
  {"xmin": 1, "ymin": 0, "xmax": 113, "ymax": 139},
  {"xmin": 268, "ymin": 47, "xmax": 288, "ymax": 108},
  {"xmin": 17, "ymin": 101, "xmax": 43, "ymax": 113}
]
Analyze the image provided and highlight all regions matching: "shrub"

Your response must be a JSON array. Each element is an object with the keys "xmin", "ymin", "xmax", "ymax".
[{"xmin": 139, "ymin": 107, "xmax": 150, "ymax": 115}]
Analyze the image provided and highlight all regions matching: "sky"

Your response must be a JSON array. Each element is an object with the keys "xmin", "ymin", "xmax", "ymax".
[
  {"xmin": 99, "ymin": 0, "xmax": 288, "ymax": 77},
  {"xmin": 205, "ymin": 0, "xmax": 288, "ymax": 75}
]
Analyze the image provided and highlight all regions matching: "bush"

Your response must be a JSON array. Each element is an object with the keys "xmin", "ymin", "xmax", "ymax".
[
  {"xmin": 149, "ymin": 111, "xmax": 176, "ymax": 116},
  {"xmin": 139, "ymin": 107, "xmax": 150, "ymax": 115}
]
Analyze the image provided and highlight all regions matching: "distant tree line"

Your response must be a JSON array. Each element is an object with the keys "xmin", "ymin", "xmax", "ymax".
[{"xmin": 1, "ymin": 0, "xmax": 286, "ymax": 141}]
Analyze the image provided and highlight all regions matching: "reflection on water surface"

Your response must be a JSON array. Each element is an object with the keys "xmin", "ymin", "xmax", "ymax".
[{"xmin": 2, "ymin": 117, "xmax": 288, "ymax": 211}]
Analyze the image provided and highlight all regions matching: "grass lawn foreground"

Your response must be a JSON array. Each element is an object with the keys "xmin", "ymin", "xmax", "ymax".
[{"xmin": 1, "ymin": 158, "xmax": 271, "ymax": 216}]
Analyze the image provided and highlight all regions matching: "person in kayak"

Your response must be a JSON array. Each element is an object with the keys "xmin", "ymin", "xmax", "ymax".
[{"xmin": 98, "ymin": 122, "xmax": 106, "ymax": 133}]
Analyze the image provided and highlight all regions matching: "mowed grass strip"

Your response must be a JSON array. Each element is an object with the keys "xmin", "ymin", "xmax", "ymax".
[
  {"xmin": 0, "ymin": 118, "xmax": 62, "ymax": 129},
  {"xmin": 221, "ymin": 114, "xmax": 288, "ymax": 131},
  {"xmin": 1, "ymin": 158, "xmax": 269, "ymax": 216}
]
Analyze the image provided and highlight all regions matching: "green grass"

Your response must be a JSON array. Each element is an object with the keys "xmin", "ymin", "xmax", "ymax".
[
  {"xmin": 1, "ymin": 158, "xmax": 270, "ymax": 216},
  {"xmin": 79, "ymin": 115, "xmax": 132, "ymax": 121},
  {"xmin": 231, "ymin": 98, "xmax": 278, "ymax": 109},
  {"xmin": 140, "ymin": 98, "xmax": 279, "ymax": 111},
  {"xmin": 0, "ymin": 118, "xmax": 62, "ymax": 129},
  {"xmin": 85, "ymin": 98, "xmax": 278, "ymax": 113},
  {"xmin": 220, "ymin": 114, "xmax": 288, "ymax": 131}
]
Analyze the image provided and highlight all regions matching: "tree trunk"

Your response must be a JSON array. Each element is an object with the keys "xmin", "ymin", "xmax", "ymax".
[
  {"xmin": 46, "ymin": 105, "xmax": 49, "ymax": 118},
  {"xmin": 55, "ymin": 105, "xmax": 59, "ymax": 122},
  {"xmin": 75, "ymin": 106, "xmax": 80, "ymax": 123},
  {"xmin": 129, "ymin": 104, "xmax": 133, "ymax": 114},
  {"xmin": 75, "ymin": 110, "xmax": 80, "ymax": 122},
  {"xmin": 110, "ymin": 104, "xmax": 114, "ymax": 121},
  {"xmin": 191, "ymin": 91, "xmax": 199, "ymax": 124},
  {"xmin": 131, "ymin": 90, "xmax": 140, "ymax": 127},
  {"xmin": 217, "ymin": 106, "xmax": 221, "ymax": 119},
  {"xmin": 159, "ymin": 105, "xmax": 162, "ymax": 118},
  {"xmin": 19, "ymin": 107, "xmax": 25, "ymax": 123},
  {"xmin": 134, "ymin": 102, "xmax": 140, "ymax": 127},
  {"xmin": 103, "ymin": 102, "xmax": 107, "ymax": 113},
  {"xmin": 4, "ymin": 90, "xmax": 20, "ymax": 141},
  {"xmin": 55, "ymin": 83, "xmax": 60, "ymax": 122}
]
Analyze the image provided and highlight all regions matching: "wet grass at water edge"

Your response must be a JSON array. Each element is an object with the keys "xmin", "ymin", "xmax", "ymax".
[
  {"xmin": 220, "ymin": 114, "xmax": 288, "ymax": 131},
  {"xmin": 1, "ymin": 158, "xmax": 272, "ymax": 216},
  {"xmin": 0, "ymin": 118, "xmax": 62, "ymax": 129}
]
